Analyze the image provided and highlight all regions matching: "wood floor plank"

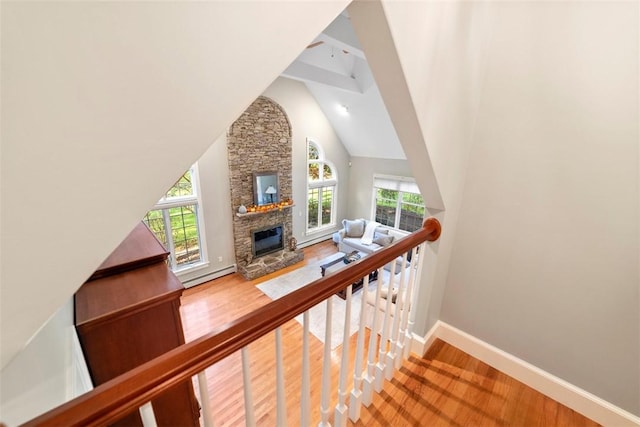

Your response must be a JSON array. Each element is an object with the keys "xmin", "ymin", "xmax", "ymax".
[{"xmin": 180, "ymin": 240, "xmax": 600, "ymax": 426}]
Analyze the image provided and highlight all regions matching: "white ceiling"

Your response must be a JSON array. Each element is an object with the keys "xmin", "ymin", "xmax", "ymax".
[{"xmin": 281, "ymin": 12, "xmax": 406, "ymax": 160}]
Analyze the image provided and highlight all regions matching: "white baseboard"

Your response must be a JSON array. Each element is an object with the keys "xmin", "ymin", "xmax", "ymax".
[
  {"xmin": 410, "ymin": 321, "xmax": 440, "ymax": 356},
  {"xmin": 414, "ymin": 321, "xmax": 640, "ymax": 427},
  {"xmin": 410, "ymin": 332, "xmax": 426, "ymax": 356},
  {"xmin": 182, "ymin": 265, "xmax": 237, "ymax": 288},
  {"xmin": 298, "ymin": 233, "xmax": 334, "ymax": 249}
]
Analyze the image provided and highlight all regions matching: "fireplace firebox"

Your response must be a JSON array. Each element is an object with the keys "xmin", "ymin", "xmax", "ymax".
[{"xmin": 251, "ymin": 224, "xmax": 284, "ymax": 258}]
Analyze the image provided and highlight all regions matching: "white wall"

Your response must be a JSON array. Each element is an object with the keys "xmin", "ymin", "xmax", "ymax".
[
  {"xmin": 350, "ymin": 0, "xmax": 492, "ymax": 338},
  {"xmin": 441, "ymin": 2, "xmax": 639, "ymax": 414},
  {"xmin": 0, "ymin": 1, "xmax": 350, "ymax": 368},
  {"xmin": 0, "ymin": 300, "xmax": 91, "ymax": 426},
  {"xmin": 177, "ymin": 134, "xmax": 236, "ymax": 287}
]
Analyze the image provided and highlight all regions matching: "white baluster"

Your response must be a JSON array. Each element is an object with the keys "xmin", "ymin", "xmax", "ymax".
[
  {"xmin": 334, "ymin": 284, "xmax": 353, "ymax": 427},
  {"xmin": 318, "ymin": 297, "xmax": 333, "ymax": 427},
  {"xmin": 375, "ymin": 260, "xmax": 397, "ymax": 392},
  {"xmin": 398, "ymin": 247, "xmax": 418, "ymax": 364},
  {"xmin": 275, "ymin": 328, "xmax": 288, "ymax": 427},
  {"xmin": 301, "ymin": 311, "xmax": 311, "ymax": 427},
  {"xmin": 139, "ymin": 402, "xmax": 158, "ymax": 427},
  {"xmin": 385, "ymin": 254, "xmax": 408, "ymax": 379},
  {"xmin": 362, "ymin": 267, "xmax": 384, "ymax": 406},
  {"xmin": 404, "ymin": 243, "xmax": 426, "ymax": 360},
  {"xmin": 197, "ymin": 370, "xmax": 214, "ymax": 427},
  {"xmin": 349, "ymin": 275, "xmax": 370, "ymax": 421},
  {"xmin": 241, "ymin": 347, "xmax": 256, "ymax": 426}
]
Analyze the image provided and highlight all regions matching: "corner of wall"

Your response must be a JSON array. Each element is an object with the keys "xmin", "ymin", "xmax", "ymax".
[{"xmin": 419, "ymin": 322, "xmax": 640, "ymax": 427}]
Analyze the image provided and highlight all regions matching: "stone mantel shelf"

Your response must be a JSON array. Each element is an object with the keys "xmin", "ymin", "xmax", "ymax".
[{"xmin": 236, "ymin": 204, "xmax": 295, "ymax": 218}]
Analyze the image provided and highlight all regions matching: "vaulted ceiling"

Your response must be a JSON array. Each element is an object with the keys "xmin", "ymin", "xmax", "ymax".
[{"xmin": 281, "ymin": 12, "xmax": 406, "ymax": 160}]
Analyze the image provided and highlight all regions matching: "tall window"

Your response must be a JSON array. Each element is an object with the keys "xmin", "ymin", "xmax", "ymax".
[
  {"xmin": 307, "ymin": 139, "xmax": 337, "ymax": 232},
  {"xmin": 373, "ymin": 175, "xmax": 425, "ymax": 232},
  {"xmin": 143, "ymin": 165, "xmax": 206, "ymax": 272}
]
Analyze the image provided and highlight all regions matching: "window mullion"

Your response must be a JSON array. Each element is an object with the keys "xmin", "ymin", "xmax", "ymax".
[
  {"xmin": 306, "ymin": 140, "xmax": 336, "ymax": 232},
  {"xmin": 317, "ymin": 187, "xmax": 323, "ymax": 226},
  {"xmin": 394, "ymin": 191, "xmax": 403, "ymax": 228},
  {"xmin": 143, "ymin": 165, "xmax": 207, "ymax": 273},
  {"xmin": 154, "ymin": 195, "xmax": 198, "ymax": 210},
  {"xmin": 329, "ymin": 185, "xmax": 336, "ymax": 225},
  {"xmin": 162, "ymin": 208, "xmax": 176, "ymax": 269}
]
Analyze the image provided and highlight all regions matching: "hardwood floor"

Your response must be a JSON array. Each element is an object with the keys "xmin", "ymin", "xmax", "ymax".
[
  {"xmin": 180, "ymin": 240, "xmax": 599, "ymax": 426},
  {"xmin": 353, "ymin": 339, "xmax": 599, "ymax": 426}
]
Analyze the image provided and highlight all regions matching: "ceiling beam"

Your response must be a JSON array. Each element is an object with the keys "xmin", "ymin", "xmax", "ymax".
[
  {"xmin": 281, "ymin": 61, "xmax": 363, "ymax": 93},
  {"xmin": 316, "ymin": 14, "xmax": 366, "ymax": 59}
]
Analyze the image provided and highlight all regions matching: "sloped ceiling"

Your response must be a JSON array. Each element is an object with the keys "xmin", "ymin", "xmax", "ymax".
[
  {"xmin": 282, "ymin": 12, "xmax": 406, "ymax": 160},
  {"xmin": 0, "ymin": 0, "xmax": 351, "ymax": 369}
]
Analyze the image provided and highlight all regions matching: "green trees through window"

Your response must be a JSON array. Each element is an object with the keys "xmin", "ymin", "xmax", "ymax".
[
  {"xmin": 374, "ymin": 178, "xmax": 425, "ymax": 232},
  {"xmin": 307, "ymin": 139, "xmax": 336, "ymax": 232},
  {"xmin": 143, "ymin": 166, "xmax": 205, "ymax": 271}
]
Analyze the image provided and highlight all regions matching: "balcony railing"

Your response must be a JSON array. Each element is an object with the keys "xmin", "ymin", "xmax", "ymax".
[{"xmin": 21, "ymin": 218, "xmax": 441, "ymax": 427}]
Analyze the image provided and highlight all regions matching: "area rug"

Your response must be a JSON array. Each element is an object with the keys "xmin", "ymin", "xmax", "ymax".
[{"xmin": 256, "ymin": 263, "xmax": 377, "ymax": 350}]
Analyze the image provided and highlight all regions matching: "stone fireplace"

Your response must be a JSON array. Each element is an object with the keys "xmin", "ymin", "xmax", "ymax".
[{"xmin": 227, "ymin": 96, "xmax": 303, "ymax": 279}]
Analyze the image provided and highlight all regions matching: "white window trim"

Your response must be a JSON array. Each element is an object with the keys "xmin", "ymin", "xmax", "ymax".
[
  {"xmin": 305, "ymin": 185, "xmax": 337, "ymax": 233},
  {"xmin": 155, "ymin": 195, "xmax": 199, "ymax": 210},
  {"xmin": 148, "ymin": 163, "xmax": 209, "ymax": 273},
  {"xmin": 371, "ymin": 174, "xmax": 425, "ymax": 231},
  {"xmin": 306, "ymin": 138, "xmax": 338, "ymax": 232}
]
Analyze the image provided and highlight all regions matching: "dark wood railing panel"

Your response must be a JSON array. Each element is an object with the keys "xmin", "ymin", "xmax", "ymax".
[{"xmin": 21, "ymin": 218, "xmax": 441, "ymax": 427}]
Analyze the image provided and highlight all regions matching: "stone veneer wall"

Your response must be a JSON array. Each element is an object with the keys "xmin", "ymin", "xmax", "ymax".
[{"xmin": 227, "ymin": 96, "xmax": 303, "ymax": 279}]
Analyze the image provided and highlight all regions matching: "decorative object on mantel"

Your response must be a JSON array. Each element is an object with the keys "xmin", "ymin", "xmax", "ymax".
[
  {"xmin": 236, "ymin": 199, "xmax": 294, "ymax": 217},
  {"xmin": 265, "ymin": 185, "xmax": 277, "ymax": 203},
  {"xmin": 289, "ymin": 237, "xmax": 297, "ymax": 251},
  {"xmin": 238, "ymin": 204, "xmax": 247, "ymax": 214}
]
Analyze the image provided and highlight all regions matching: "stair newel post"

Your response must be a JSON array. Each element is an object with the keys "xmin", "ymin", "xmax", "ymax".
[
  {"xmin": 385, "ymin": 253, "xmax": 409, "ymax": 379},
  {"xmin": 362, "ymin": 267, "xmax": 384, "ymax": 406},
  {"xmin": 197, "ymin": 370, "xmax": 215, "ymax": 427},
  {"xmin": 334, "ymin": 283, "xmax": 354, "ymax": 427},
  {"xmin": 375, "ymin": 260, "xmax": 397, "ymax": 392},
  {"xmin": 318, "ymin": 297, "xmax": 333, "ymax": 427},
  {"xmin": 397, "ymin": 246, "xmax": 417, "ymax": 366},
  {"xmin": 275, "ymin": 328, "xmax": 288, "ymax": 427},
  {"xmin": 349, "ymin": 274, "xmax": 370, "ymax": 422},
  {"xmin": 301, "ymin": 311, "xmax": 311, "ymax": 426},
  {"xmin": 404, "ymin": 242, "xmax": 427, "ymax": 360},
  {"xmin": 241, "ymin": 347, "xmax": 256, "ymax": 426}
]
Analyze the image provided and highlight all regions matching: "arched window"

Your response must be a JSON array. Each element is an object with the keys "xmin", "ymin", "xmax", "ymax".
[{"xmin": 307, "ymin": 139, "xmax": 337, "ymax": 232}]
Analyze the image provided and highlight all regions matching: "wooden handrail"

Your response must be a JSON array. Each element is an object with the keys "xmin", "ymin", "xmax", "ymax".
[{"xmin": 21, "ymin": 218, "xmax": 441, "ymax": 427}]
